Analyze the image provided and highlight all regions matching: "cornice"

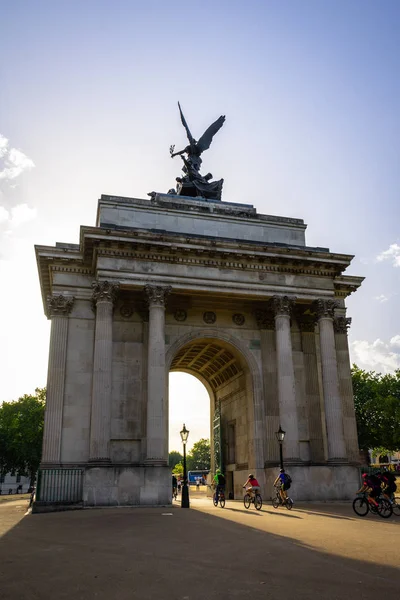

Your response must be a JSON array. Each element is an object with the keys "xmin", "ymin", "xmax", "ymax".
[{"xmin": 94, "ymin": 246, "xmax": 345, "ymax": 278}]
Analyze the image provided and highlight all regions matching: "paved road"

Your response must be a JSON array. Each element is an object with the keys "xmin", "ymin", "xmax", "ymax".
[{"xmin": 0, "ymin": 496, "xmax": 399, "ymax": 600}]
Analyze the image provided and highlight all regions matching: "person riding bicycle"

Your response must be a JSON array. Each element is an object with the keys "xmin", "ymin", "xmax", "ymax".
[
  {"xmin": 243, "ymin": 474, "xmax": 260, "ymax": 497},
  {"xmin": 172, "ymin": 475, "xmax": 177, "ymax": 497},
  {"xmin": 213, "ymin": 469, "xmax": 226, "ymax": 501},
  {"xmin": 379, "ymin": 469, "xmax": 397, "ymax": 503},
  {"xmin": 357, "ymin": 472, "xmax": 381, "ymax": 507},
  {"xmin": 273, "ymin": 468, "xmax": 292, "ymax": 504}
]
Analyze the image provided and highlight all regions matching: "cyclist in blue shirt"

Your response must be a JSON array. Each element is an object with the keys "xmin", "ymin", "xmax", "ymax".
[{"xmin": 273, "ymin": 468, "xmax": 291, "ymax": 504}]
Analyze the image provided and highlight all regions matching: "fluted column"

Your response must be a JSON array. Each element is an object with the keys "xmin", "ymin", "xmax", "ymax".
[
  {"xmin": 315, "ymin": 299, "xmax": 347, "ymax": 461},
  {"xmin": 144, "ymin": 284, "xmax": 171, "ymax": 464},
  {"xmin": 89, "ymin": 281, "xmax": 119, "ymax": 462},
  {"xmin": 335, "ymin": 316, "xmax": 359, "ymax": 463},
  {"xmin": 269, "ymin": 295, "xmax": 300, "ymax": 461},
  {"xmin": 41, "ymin": 295, "xmax": 74, "ymax": 464}
]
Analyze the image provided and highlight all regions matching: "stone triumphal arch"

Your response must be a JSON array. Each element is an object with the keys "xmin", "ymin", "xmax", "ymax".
[{"xmin": 36, "ymin": 193, "xmax": 363, "ymax": 508}]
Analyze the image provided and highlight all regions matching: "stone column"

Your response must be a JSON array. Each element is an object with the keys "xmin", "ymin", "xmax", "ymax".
[
  {"xmin": 254, "ymin": 310, "xmax": 279, "ymax": 465},
  {"xmin": 89, "ymin": 281, "xmax": 119, "ymax": 462},
  {"xmin": 269, "ymin": 295, "xmax": 300, "ymax": 461},
  {"xmin": 315, "ymin": 299, "xmax": 347, "ymax": 461},
  {"xmin": 334, "ymin": 316, "xmax": 359, "ymax": 463},
  {"xmin": 298, "ymin": 318, "xmax": 325, "ymax": 463},
  {"xmin": 144, "ymin": 284, "xmax": 171, "ymax": 464},
  {"xmin": 41, "ymin": 295, "xmax": 74, "ymax": 464}
]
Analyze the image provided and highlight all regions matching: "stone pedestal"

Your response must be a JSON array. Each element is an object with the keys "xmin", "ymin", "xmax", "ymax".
[{"xmin": 83, "ymin": 464, "xmax": 171, "ymax": 506}]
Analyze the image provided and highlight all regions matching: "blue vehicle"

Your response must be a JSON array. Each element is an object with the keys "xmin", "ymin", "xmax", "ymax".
[{"xmin": 188, "ymin": 470, "xmax": 209, "ymax": 486}]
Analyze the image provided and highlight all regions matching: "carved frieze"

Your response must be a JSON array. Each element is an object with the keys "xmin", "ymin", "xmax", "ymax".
[
  {"xmin": 268, "ymin": 295, "xmax": 296, "ymax": 317},
  {"xmin": 232, "ymin": 313, "xmax": 245, "ymax": 326},
  {"xmin": 334, "ymin": 316, "xmax": 352, "ymax": 334},
  {"xmin": 47, "ymin": 295, "xmax": 74, "ymax": 317},
  {"xmin": 144, "ymin": 284, "xmax": 172, "ymax": 308},
  {"xmin": 91, "ymin": 281, "xmax": 120, "ymax": 307},
  {"xmin": 203, "ymin": 311, "xmax": 216, "ymax": 324},
  {"xmin": 314, "ymin": 299, "xmax": 338, "ymax": 320},
  {"xmin": 174, "ymin": 309, "xmax": 187, "ymax": 322}
]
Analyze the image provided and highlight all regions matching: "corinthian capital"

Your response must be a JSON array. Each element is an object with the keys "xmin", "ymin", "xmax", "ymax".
[
  {"xmin": 144, "ymin": 284, "xmax": 172, "ymax": 308},
  {"xmin": 314, "ymin": 299, "xmax": 338, "ymax": 320},
  {"xmin": 91, "ymin": 281, "xmax": 119, "ymax": 306},
  {"xmin": 268, "ymin": 295, "xmax": 296, "ymax": 317},
  {"xmin": 334, "ymin": 316, "xmax": 352, "ymax": 334},
  {"xmin": 47, "ymin": 295, "xmax": 74, "ymax": 317}
]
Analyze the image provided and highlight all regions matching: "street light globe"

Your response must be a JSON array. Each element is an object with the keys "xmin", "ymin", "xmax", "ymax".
[
  {"xmin": 180, "ymin": 423, "xmax": 189, "ymax": 444},
  {"xmin": 275, "ymin": 425, "xmax": 286, "ymax": 443}
]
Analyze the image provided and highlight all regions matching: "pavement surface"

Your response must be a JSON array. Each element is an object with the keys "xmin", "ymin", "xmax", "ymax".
[{"xmin": 0, "ymin": 493, "xmax": 399, "ymax": 600}]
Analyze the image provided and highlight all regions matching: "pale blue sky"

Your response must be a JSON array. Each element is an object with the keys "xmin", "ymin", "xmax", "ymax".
[{"xmin": 1, "ymin": 1, "xmax": 399, "ymax": 450}]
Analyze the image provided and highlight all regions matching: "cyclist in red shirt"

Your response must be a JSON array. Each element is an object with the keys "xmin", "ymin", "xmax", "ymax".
[{"xmin": 243, "ymin": 474, "xmax": 260, "ymax": 497}]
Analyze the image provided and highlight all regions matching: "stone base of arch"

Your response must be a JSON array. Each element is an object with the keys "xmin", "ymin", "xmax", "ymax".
[
  {"xmin": 264, "ymin": 465, "xmax": 360, "ymax": 502},
  {"xmin": 83, "ymin": 464, "xmax": 171, "ymax": 506}
]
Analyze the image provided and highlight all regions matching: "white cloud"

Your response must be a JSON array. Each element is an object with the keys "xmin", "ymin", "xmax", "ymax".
[
  {"xmin": 376, "ymin": 243, "xmax": 400, "ymax": 268},
  {"xmin": 374, "ymin": 294, "xmax": 388, "ymax": 303},
  {"xmin": 10, "ymin": 203, "xmax": 37, "ymax": 225},
  {"xmin": 390, "ymin": 335, "xmax": 400, "ymax": 348},
  {"xmin": 351, "ymin": 338, "xmax": 400, "ymax": 374},
  {"xmin": 0, "ymin": 206, "xmax": 9, "ymax": 223},
  {"xmin": 0, "ymin": 135, "xmax": 8, "ymax": 158},
  {"xmin": 0, "ymin": 134, "xmax": 35, "ymax": 181}
]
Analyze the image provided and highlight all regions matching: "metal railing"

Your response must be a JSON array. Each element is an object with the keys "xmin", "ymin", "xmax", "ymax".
[{"xmin": 36, "ymin": 469, "xmax": 83, "ymax": 503}]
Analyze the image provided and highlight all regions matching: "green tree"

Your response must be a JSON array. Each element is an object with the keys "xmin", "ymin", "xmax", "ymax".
[
  {"xmin": 172, "ymin": 461, "xmax": 183, "ymax": 476},
  {"xmin": 352, "ymin": 366, "xmax": 400, "ymax": 454},
  {"xmin": 0, "ymin": 388, "xmax": 46, "ymax": 485},
  {"xmin": 168, "ymin": 450, "xmax": 183, "ymax": 470},
  {"xmin": 187, "ymin": 438, "xmax": 211, "ymax": 471}
]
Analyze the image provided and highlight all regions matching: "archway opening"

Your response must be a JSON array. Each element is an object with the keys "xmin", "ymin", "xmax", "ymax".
[{"xmin": 167, "ymin": 336, "xmax": 257, "ymax": 499}]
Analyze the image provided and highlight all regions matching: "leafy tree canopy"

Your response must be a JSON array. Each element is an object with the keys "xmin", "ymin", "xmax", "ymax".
[
  {"xmin": 352, "ymin": 366, "xmax": 400, "ymax": 453},
  {"xmin": 172, "ymin": 461, "xmax": 183, "ymax": 476},
  {"xmin": 187, "ymin": 438, "xmax": 211, "ymax": 471},
  {"xmin": 168, "ymin": 450, "xmax": 183, "ymax": 469},
  {"xmin": 0, "ymin": 388, "xmax": 45, "ymax": 484}
]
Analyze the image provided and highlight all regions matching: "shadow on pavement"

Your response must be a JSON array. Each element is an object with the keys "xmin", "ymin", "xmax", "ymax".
[{"xmin": 0, "ymin": 502, "xmax": 399, "ymax": 600}]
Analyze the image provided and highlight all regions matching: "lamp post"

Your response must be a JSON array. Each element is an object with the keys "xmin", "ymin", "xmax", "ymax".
[
  {"xmin": 180, "ymin": 423, "xmax": 190, "ymax": 508},
  {"xmin": 275, "ymin": 425, "xmax": 286, "ymax": 470}
]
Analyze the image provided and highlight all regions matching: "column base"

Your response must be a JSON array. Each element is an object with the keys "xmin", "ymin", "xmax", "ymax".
[
  {"xmin": 327, "ymin": 458, "xmax": 348, "ymax": 465},
  {"xmin": 88, "ymin": 457, "xmax": 111, "ymax": 465}
]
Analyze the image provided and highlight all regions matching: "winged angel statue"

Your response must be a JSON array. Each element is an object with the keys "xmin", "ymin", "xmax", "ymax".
[{"xmin": 169, "ymin": 102, "xmax": 226, "ymax": 200}]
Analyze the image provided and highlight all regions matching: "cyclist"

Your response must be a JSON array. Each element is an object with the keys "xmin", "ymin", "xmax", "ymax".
[
  {"xmin": 380, "ymin": 469, "xmax": 397, "ymax": 503},
  {"xmin": 213, "ymin": 469, "xmax": 226, "ymax": 502},
  {"xmin": 172, "ymin": 475, "xmax": 177, "ymax": 498},
  {"xmin": 273, "ymin": 468, "xmax": 292, "ymax": 504},
  {"xmin": 243, "ymin": 474, "xmax": 261, "ymax": 497},
  {"xmin": 357, "ymin": 472, "xmax": 381, "ymax": 508}
]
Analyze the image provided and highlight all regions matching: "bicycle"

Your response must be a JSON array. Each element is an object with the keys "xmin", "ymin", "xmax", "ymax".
[
  {"xmin": 243, "ymin": 490, "xmax": 262, "ymax": 510},
  {"xmin": 272, "ymin": 485, "xmax": 293, "ymax": 510},
  {"xmin": 384, "ymin": 494, "xmax": 400, "ymax": 516},
  {"xmin": 352, "ymin": 492, "xmax": 392, "ymax": 518},
  {"xmin": 213, "ymin": 487, "xmax": 225, "ymax": 508}
]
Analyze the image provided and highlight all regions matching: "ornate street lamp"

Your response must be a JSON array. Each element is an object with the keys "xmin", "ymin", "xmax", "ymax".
[
  {"xmin": 180, "ymin": 423, "xmax": 190, "ymax": 508},
  {"xmin": 275, "ymin": 425, "xmax": 286, "ymax": 470}
]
